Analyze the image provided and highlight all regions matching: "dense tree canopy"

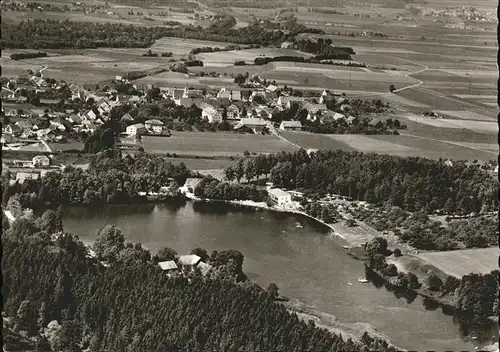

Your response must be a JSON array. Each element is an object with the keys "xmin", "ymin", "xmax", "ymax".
[
  {"xmin": 228, "ymin": 149, "xmax": 497, "ymax": 214},
  {"xmin": 1, "ymin": 18, "xmax": 323, "ymax": 49},
  {"xmin": 1, "ymin": 149, "xmax": 192, "ymax": 208}
]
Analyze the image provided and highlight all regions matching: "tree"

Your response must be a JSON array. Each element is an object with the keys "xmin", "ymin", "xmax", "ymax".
[
  {"xmin": 36, "ymin": 209, "xmax": 57, "ymax": 233},
  {"xmin": 55, "ymin": 205, "xmax": 64, "ymax": 232},
  {"xmin": 191, "ymin": 248, "xmax": 209, "ymax": 262},
  {"xmin": 389, "ymin": 85, "xmax": 396, "ymax": 93},
  {"xmin": 92, "ymin": 225, "xmax": 125, "ymax": 262},
  {"xmin": 266, "ymin": 283, "xmax": 279, "ymax": 299},
  {"xmin": 156, "ymin": 247, "xmax": 178, "ymax": 261},
  {"xmin": 7, "ymin": 194, "xmax": 23, "ymax": 218},
  {"xmin": 393, "ymin": 248, "xmax": 402, "ymax": 257},
  {"xmin": 58, "ymin": 320, "xmax": 83, "ymax": 351},
  {"xmin": 224, "ymin": 167, "xmax": 235, "ymax": 182},
  {"xmin": 427, "ymin": 274, "xmax": 443, "ymax": 291}
]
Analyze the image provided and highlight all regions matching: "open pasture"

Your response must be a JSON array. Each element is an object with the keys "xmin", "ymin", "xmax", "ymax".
[
  {"xmin": 160, "ymin": 157, "xmax": 237, "ymax": 171},
  {"xmin": 402, "ymin": 113, "xmax": 497, "ymax": 133},
  {"xmin": 279, "ymin": 131, "xmax": 356, "ymax": 151},
  {"xmin": 197, "ymin": 48, "xmax": 312, "ymax": 66},
  {"xmin": 142, "ymin": 132, "xmax": 298, "ymax": 157},
  {"xmin": 435, "ymin": 110, "xmax": 495, "ymax": 122},
  {"xmin": 417, "ymin": 248, "xmax": 499, "ymax": 278},
  {"xmin": 150, "ymin": 37, "xmax": 237, "ymax": 55},
  {"xmin": 280, "ymin": 130, "xmax": 496, "ymax": 161}
]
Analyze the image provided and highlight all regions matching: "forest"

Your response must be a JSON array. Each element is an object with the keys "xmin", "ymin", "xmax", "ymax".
[
  {"xmin": 348, "ymin": 203, "xmax": 498, "ymax": 250},
  {"xmin": 1, "ymin": 149, "xmax": 192, "ymax": 209},
  {"xmin": 295, "ymin": 38, "xmax": 355, "ymax": 60},
  {"xmin": 9, "ymin": 51, "xmax": 48, "ymax": 60},
  {"xmin": 2, "ymin": 211, "xmax": 402, "ymax": 352},
  {"xmin": 224, "ymin": 150, "xmax": 497, "ymax": 214},
  {"xmin": 1, "ymin": 18, "xmax": 323, "ymax": 49}
]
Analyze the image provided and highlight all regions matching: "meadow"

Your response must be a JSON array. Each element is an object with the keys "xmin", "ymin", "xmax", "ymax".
[
  {"xmin": 416, "ymin": 248, "xmax": 499, "ymax": 278},
  {"xmin": 141, "ymin": 132, "xmax": 298, "ymax": 156},
  {"xmin": 279, "ymin": 130, "xmax": 497, "ymax": 161}
]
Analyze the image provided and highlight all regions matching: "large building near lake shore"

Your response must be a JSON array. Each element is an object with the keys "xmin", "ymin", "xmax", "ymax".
[{"xmin": 267, "ymin": 188, "xmax": 292, "ymax": 207}]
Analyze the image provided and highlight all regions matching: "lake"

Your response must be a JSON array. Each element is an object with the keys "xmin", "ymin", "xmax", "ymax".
[{"xmin": 63, "ymin": 202, "xmax": 496, "ymax": 351}]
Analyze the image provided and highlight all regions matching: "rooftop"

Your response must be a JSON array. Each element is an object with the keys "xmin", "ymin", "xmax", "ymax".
[
  {"xmin": 158, "ymin": 261, "xmax": 178, "ymax": 271},
  {"xmin": 268, "ymin": 188, "xmax": 291, "ymax": 198},
  {"xmin": 178, "ymin": 254, "xmax": 201, "ymax": 266}
]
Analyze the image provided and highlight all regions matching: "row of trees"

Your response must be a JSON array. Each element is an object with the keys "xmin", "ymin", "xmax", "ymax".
[
  {"xmin": 302, "ymin": 202, "xmax": 340, "ymax": 223},
  {"xmin": 295, "ymin": 39, "xmax": 355, "ymax": 60},
  {"xmin": 3, "ymin": 212, "xmax": 400, "ymax": 352},
  {"xmin": 1, "ymin": 149, "xmax": 192, "ymax": 209},
  {"xmin": 1, "ymin": 18, "xmax": 324, "ymax": 49},
  {"xmin": 193, "ymin": 177, "xmax": 268, "ymax": 202},
  {"xmin": 225, "ymin": 150, "xmax": 497, "ymax": 214}
]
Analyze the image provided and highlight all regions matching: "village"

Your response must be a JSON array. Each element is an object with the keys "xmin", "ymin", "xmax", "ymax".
[{"xmin": 1, "ymin": 64, "xmax": 402, "ymax": 184}]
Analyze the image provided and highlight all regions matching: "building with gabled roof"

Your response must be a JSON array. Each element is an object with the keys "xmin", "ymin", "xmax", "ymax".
[
  {"xmin": 178, "ymin": 254, "xmax": 201, "ymax": 266},
  {"xmin": 279, "ymin": 120, "xmax": 302, "ymax": 131}
]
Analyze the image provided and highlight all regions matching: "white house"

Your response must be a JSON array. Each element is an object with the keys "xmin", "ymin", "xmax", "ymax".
[
  {"xmin": 226, "ymin": 104, "xmax": 240, "ymax": 120},
  {"xmin": 202, "ymin": 106, "xmax": 223, "ymax": 123},
  {"xmin": 180, "ymin": 178, "xmax": 203, "ymax": 195},
  {"xmin": 268, "ymin": 188, "xmax": 292, "ymax": 207},
  {"xmin": 444, "ymin": 159, "xmax": 454, "ymax": 167},
  {"xmin": 32, "ymin": 155, "xmax": 50, "ymax": 167},
  {"xmin": 126, "ymin": 123, "xmax": 146, "ymax": 137},
  {"xmin": 178, "ymin": 254, "xmax": 201, "ymax": 266},
  {"xmin": 145, "ymin": 119, "xmax": 164, "ymax": 134},
  {"xmin": 158, "ymin": 261, "xmax": 178, "ymax": 271},
  {"xmin": 279, "ymin": 120, "xmax": 302, "ymax": 131}
]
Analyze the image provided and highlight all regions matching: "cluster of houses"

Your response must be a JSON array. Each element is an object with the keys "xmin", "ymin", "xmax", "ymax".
[{"xmin": 158, "ymin": 254, "xmax": 212, "ymax": 277}]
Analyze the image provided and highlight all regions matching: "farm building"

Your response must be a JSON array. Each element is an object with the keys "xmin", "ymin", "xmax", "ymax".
[
  {"xmin": 158, "ymin": 261, "xmax": 178, "ymax": 271},
  {"xmin": 202, "ymin": 106, "xmax": 223, "ymax": 123},
  {"xmin": 268, "ymin": 188, "xmax": 292, "ymax": 207},
  {"xmin": 368, "ymin": 118, "xmax": 383, "ymax": 128},
  {"xmin": 180, "ymin": 178, "xmax": 203, "ymax": 194},
  {"xmin": 319, "ymin": 90, "xmax": 334, "ymax": 104},
  {"xmin": 235, "ymin": 118, "xmax": 268, "ymax": 133},
  {"xmin": 32, "ymin": 155, "xmax": 51, "ymax": 167},
  {"xmin": 278, "ymin": 96, "xmax": 306, "ymax": 109},
  {"xmin": 217, "ymin": 88, "xmax": 241, "ymax": 101},
  {"xmin": 279, "ymin": 121, "xmax": 302, "ymax": 131},
  {"xmin": 178, "ymin": 254, "xmax": 201, "ymax": 266},
  {"xmin": 126, "ymin": 123, "xmax": 146, "ymax": 137},
  {"xmin": 145, "ymin": 119, "xmax": 164, "ymax": 134},
  {"xmin": 3, "ymin": 124, "xmax": 22, "ymax": 136}
]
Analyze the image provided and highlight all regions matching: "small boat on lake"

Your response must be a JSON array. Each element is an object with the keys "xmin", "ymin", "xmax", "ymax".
[
  {"xmin": 358, "ymin": 277, "xmax": 369, "ymax": 283},
  {"xmin": 342, "ymin": 245, "xmax": 350, "ymax": 249},
  {"xmin": 347, "ymin": 282, "xmax": 353, "ymax": 286},
  {"xmin": 295, "ymin": 222, "xmax": 303, "ymax": 228}
]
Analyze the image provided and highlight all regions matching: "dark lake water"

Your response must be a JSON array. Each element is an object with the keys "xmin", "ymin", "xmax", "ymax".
[{"xmin": 63, "ymin": 202, "xmax": 497, "ymax": 351}]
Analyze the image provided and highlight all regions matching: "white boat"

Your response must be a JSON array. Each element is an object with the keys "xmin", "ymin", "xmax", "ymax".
[
  {"xmin": 342, "ymin": 245, "xmax": 350, "ymax": 249},
  {"xmin": 295, "ymin": 222, "xmax": 303, "ymax": 228},
  {"xmin": 347, "ymin": 282, "xmax": 352, "ymax": 286},
  {"xmin": 358, "ymin": 277, "xmax": 369, "ymax": 283}
]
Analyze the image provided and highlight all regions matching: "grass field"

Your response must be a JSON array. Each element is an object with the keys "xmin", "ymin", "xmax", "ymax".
[
  {"xmin": 142, "ymin": 132, "xmax": 298, "ymax": 156},
  {"xmin": 416, "ymin": 248, "xmax": 499, "ymax": 278},
  {"xmin": 279, "ymin": 130, "xmax": 496, "ymax": 161}
]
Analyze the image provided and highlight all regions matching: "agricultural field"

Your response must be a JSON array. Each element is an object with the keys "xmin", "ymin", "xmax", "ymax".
[
  {"xmin": 196, "ymin": 48, "xmax": 312, "ymax": 66},
  {"xmin": 159, "ymin": 157, "xmax": 236, "ymax": 171},
  {"xmin": 150, "ymin": 37, "xmax": 237, "ymax": 55},
  {"xmin": 416, "ymin": 248, "xmax": 499, "ymax": 278},
  {"xmin": 141, "ymin": 132, "xmax": 298, "ymax": 157},
  {"xmin": 279, "ymin": 130, "xmax": 497, "ymax": 161}
]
